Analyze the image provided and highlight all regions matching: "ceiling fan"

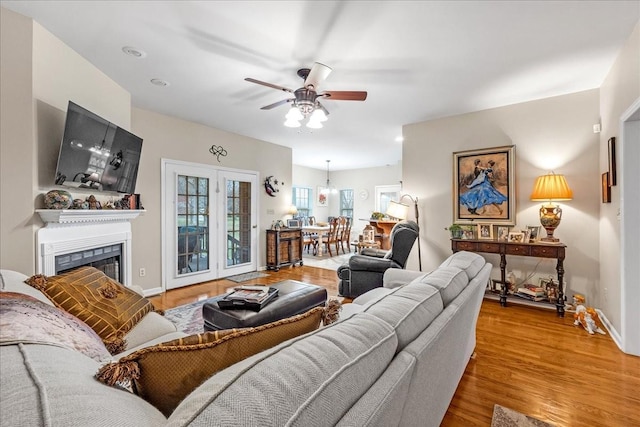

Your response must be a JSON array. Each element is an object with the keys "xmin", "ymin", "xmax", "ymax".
[{"xmin": 245, "ymin": 62, "xmax": 367, "ymax": 128}]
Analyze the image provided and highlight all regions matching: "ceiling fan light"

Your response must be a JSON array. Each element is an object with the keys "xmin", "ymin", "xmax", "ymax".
[
  {"xmin": 286, "ymin": 107, "xmax": 304, "ymax": 121},
  {"xmin": 306, "ymin": 119, "xmax": 323, "ymax": 129},
  {"xmin": 284, "ymin": 118, "xmax": 301, "ymax": 128},
  {"xmin": 310, "ymin": 108, "xmax": 327, "ymax": 122}
]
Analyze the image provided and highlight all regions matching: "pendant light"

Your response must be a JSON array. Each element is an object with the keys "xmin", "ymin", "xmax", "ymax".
[{"xmin": 321, "ymin": 160, "xmax": 338, "ymax": 195}]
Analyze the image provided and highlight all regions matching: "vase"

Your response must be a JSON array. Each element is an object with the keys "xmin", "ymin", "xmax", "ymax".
[{"xmin": 43, "ymin": 189, "xmax": 73, "ymax": 209}]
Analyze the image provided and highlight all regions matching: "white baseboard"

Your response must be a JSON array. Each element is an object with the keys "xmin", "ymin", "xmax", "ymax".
[
  {"xmin": 596, "ymin": 309, "xmax": 622, "ymax": 351},
  {"xmin": 143, "ymin": 286, "xmax": 163, "ymax": 297}
]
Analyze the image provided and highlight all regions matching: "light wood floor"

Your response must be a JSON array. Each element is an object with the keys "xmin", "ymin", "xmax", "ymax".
[{"xmin": 149, "ymin": 265, "xmax": 640, "ymax": 427}]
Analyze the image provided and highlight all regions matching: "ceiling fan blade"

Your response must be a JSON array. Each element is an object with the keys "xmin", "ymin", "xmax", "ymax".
[
  {"xmin": 245, "ymin": 78, "xmax": 294, "ymax": 93},
  {"xmin": 304, "ymin": 62, "xmax": 332, "ymax": 89},
  {"xmin": 321, "ymin": 91, "xmax": 368, "ymax": 101},
  {"xmin": 316, "ymin": 101, "xmax": 330, "ymax": 116},
  {"xmin": 260, "ymin": 98, "xmax": 295, "ymax": 110}
]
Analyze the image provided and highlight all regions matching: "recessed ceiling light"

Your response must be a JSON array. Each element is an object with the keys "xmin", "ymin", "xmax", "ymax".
[
  {"xmin": 150, "ymin": 79, "xmax": 170, "ymax": 87},
  {"xmin": 122, "ymin": 46, "xmax": 147, "ymax": 58}
]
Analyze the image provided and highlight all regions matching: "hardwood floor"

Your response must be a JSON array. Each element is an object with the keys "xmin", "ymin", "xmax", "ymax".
[{"xmin": 149, "ymin": 265, "xmax": 640, "ymax": 427}]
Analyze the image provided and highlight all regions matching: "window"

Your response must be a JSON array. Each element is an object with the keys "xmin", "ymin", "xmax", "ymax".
[
  {"xmin": 340, "ymin": 189, "xmax": 354, "ymax": 218},
  {"xmin": 292, "ymin": 187, "xmax": 312, "ymax": 218}
]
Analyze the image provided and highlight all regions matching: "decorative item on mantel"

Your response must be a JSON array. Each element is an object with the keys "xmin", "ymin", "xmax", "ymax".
[{"xmin": 43, "ymin": 189, "xmax": 73, "ymax": 209}]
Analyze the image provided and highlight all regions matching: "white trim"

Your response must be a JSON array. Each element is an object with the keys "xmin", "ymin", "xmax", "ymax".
[
  {"xmin": 619, "ymin": 97, "xmax": 640, "ymax": 356},
  {"xmin": 36, "ymin": 209, "xmax": 144, "ymax": 224},
  {"xmin": 143, "ymin": 286, "xmax": 163, "ymax": 297},
  {"xmin": 596, "ymin": 309, "xmax": 623, "ymax": 350}
]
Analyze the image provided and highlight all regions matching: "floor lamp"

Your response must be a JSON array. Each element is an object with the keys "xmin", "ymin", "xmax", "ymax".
[{"xmin": 386, "ymin": 195, "xmax": 422, "ymax": 271}]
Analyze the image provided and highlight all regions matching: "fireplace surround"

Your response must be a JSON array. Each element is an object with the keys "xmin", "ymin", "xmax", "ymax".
[{"xmin": 36, "ymin": 209, "xmax": 143, "ymax": 286}]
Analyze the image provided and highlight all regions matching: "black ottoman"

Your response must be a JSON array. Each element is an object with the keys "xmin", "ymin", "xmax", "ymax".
[{"xmin": 202, "ymin": 280, "xmax": 327, "ymax": 331}]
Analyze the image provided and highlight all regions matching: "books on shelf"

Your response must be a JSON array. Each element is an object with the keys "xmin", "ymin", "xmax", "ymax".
[
  {"xmin": 514, "ymin": 291, "xmax": 547, "ymax": 302},
  {"xmin": 517, "ymin": 286, "xmax": 545, "ymax": 297}
]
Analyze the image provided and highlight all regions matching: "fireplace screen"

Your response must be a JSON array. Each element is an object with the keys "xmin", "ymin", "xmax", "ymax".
[{"xmin": 55, "ymin": 244, "xmax": 122, "ymax": 282}]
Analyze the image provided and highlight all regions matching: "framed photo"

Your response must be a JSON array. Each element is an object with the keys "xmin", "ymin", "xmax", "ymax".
[
  {"xmin": 507, "ymin": 231, "xmax": 525, "ymax": 243},
  {"xmin": 316, "ymin": 187, "xmax": 328, "ymax": 206},
  {"xmin": 539, "ymin": 277, "xmax": 559, "ymax": 303},
  {"xmin": 453, "ymin": 145, "xmax": 516, "ymax": 225},
  {"xmin": 602, "ymin": 172, "xmax": 611, "ymax": 203},
  {"xmin": 496, "ymin": 225, "xmax": 511, "ymax": 241},
  {"xmin": 286, "ymin": 219, "xmax": 300, "ymax": 228},
  {"xmin": 526, "ymin": 225, "xmax": 541, "ymax": 242},
  {"xmin": 477, "ymin": 222, "xmax": 494, "ymax": 240},
  {"xmin": 460, "ymin": 225, "xmax": 476, "ymax": 240},
  {"xmin": 608, "ymin": 137, "xmax": 616, "ymax": 186}
]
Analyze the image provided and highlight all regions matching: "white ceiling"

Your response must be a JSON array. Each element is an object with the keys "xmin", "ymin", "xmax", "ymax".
[{"xmin": 2, "ymin": 1, "xmax": 638, "ymax": 171}]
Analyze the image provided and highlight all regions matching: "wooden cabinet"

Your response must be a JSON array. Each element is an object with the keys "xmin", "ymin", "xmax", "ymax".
[
  {"xmin": 266, "ymin": 229, "xmax": 303, "ymax": 271},
  {"xmin": 451, "ymin": 239, "xmax": 567, "ymax": 317}
]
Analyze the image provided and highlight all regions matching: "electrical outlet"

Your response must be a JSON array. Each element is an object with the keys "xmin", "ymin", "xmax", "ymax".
[
  {"xmin": 267, "ymin": 209, "xmax": 275, "ymax": 215},
  {"xmin": 604, "ymin": 287, "xmax": 608, "ymax": 302},
  {"xmin": 139, "ymin": 268, "xmax": 146, "ymax": 277}
]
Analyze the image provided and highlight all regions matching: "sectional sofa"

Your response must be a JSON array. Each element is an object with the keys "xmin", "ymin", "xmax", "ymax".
[{"xmin": 0, "ymin": 250, "xmax": 491, "ymax": 426}]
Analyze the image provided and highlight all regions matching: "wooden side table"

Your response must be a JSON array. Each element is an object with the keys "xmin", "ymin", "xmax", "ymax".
[
  {"xmin": 451, "ymin": 239, "xmax": 567, "ymax": 317},
  {"xmin": 352, "ymin": 240, "xmax": 381, "ymax": 253}
]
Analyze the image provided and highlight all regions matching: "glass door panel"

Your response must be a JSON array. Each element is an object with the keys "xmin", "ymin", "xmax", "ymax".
[{"xmin": 176, "ymin": 174, "xmax": 209, "ymax": 275}]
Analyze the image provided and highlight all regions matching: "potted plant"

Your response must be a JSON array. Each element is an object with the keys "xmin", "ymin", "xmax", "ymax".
[{"xmin": 446, "ymin": 223, "xmax": 463, "ymax": 239}]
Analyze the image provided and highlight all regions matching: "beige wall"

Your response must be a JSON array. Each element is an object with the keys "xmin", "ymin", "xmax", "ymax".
[
  {"xmin": 599, "ymin": 21, "xmax": 639, "ymax": 339},
  {"xmin": 131, "ymin": 108, "xmax": 292, "ymax": 291},
  {"xmin": 403, "ymin": 90, "xmax": 601, "ymax": 299},
  {"xmin": 0, "ymin": 8, "xmax": 35, "ymax": 273}
]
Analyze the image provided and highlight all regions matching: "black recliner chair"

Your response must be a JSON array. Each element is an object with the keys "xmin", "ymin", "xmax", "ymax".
[{"xmin": 337, "ymin": 221, "xmax": 419, "ymax": 298}]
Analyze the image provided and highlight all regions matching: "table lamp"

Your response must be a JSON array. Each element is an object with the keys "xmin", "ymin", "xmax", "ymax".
[{"xmin": 530, "ymin": 172, "xmax": 573, "ymax": 243}]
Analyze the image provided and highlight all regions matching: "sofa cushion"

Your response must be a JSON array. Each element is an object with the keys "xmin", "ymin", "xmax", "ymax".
[
  {"xmin": 97, "ymin": 306, "xmax": 324, "ymax": 417},
  {"xmin": 0, "ymin": 269, "xmax": 54, "ymax": 306},
  {"xmin": 412, "ymin": 266, "xmax": 469, "ymax": 306},
  {"xmin": 168, "ymin": 312, "xmax": 397, "ymax": 427},
  {"xmin": 439, "ymin": 250, "xmax": 486, "ymax": 280},
  {"xmin": 0, "ymin": 344, "xmax": 166, "ymax": 426},
  {"xmin": 121, "ymin": 311, "xmax": 180, "ymax": 351},
  {"xmin": 363, "ymin": 282, "xmax": 443, "ymax": 351},
  {"xmin": 0, "ymin": 292, "xmax": 111, "ymax": 362},
  {"xmin": 25, "ymin": 266, "xmax": 155, "ymax": 353}
]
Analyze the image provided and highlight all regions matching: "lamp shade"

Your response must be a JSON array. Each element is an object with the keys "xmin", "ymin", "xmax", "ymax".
[
  {"xmin": 386, "ymin": 200, "xmax": 409, "ymax": 220},
  {"xmin": 530, "ymin": 173, "xmax": 573, "ymax": 201},
  {"xmin": 288, "ymin": 205, "xmax": 298, "ymax": 215}
]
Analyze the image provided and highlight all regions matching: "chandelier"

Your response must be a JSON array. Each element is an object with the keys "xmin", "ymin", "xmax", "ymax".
[{"xmin": 320, "ymin": 160, "xmax": 338, "ymax": 194}]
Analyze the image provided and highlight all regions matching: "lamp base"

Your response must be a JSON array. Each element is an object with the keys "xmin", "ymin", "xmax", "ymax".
[
  {"xmin": 540, "ymin": 236, "xmax": 560, "ymax": 243},
  {"xmin": 539, "ymin": 204, "xmax": 563, "ymax": 244}
]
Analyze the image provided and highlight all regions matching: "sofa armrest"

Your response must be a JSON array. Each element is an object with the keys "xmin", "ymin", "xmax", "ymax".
[
  {"xmin": 359, "ymin": 248, "xmax": 388, "ymax": 258},
  {"xmin": 122, "ymin": 311, "xmax": 180, "ymax": 350},
  {"xmin": 348, "ymin": 255, "xmax": 395, "ymax": 273},
  {"xmin": 383, "ymin": 269, "xmax": 427, "ymax": 289}
]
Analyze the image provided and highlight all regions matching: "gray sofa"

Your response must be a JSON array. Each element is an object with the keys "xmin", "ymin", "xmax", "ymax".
[{"xmin": 0, "ymin": 251, "xmax": 491, "ymax": 426}]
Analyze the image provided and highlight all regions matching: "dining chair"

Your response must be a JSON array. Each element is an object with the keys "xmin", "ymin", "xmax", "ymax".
[
  {"xmin": 338, "ymin": 217, "xmax": 352, "ymax": 254},
  {"xmin": 319, "ymin": 217, "xmax": 340, "ymax": 256}
]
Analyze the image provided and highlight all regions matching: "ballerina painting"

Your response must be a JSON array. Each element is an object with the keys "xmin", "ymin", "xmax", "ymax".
[{"xmin": 453, "ymin": 146, "xmax": 516, "ymax": 224}]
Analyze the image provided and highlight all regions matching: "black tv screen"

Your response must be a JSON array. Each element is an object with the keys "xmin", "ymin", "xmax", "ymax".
[{"xmin": 54, "ymin": 101, "xmax": 143, "ymax": 194}]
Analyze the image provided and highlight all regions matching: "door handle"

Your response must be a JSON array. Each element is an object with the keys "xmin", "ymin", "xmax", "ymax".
[{"xmin": 252, "ymin": 225, "xmax": 257, "ymax": 229}]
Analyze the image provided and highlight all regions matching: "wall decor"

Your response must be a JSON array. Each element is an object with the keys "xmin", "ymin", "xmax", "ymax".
[
  {"xmin": 317, "ymin": 187, "xmax": 328, "ymax": 206},
  {"xmin": 507, "ymin": 231, "xmax": 525, "ymax": 243},
  {"xmin": 607, "ymin": 137, "xmax": 616, "ymax": 186},
  {"xmin": 602, "ymin": 172, "xmax": 611, "ymax": 203},
  {"xmin": 495, "ymin": 225, "xmax": 511, "ymax": 241},
  {"xmin": 264, "ymin": 176, "xmax": 281, "ymax": 197},
  {"xmin": 453, "ymin": 145, "xmax": 516, "ymax": 225},
  {"xmin": 209, "ymin": 144, "xmax": 228, "ymax": 162},
  {"xmin": 526, "ymin": 225, "xmax": 541, "ymax": 242}
]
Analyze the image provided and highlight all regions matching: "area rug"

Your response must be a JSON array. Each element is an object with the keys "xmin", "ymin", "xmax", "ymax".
[
  {"xmin": 491, "ymin": 404, "xmax": 554, "ymax": 427},
  {"xmin": 226, "ymin": 271, "xmax": 269, "ymax": 283},
  {"xmin": 163, "ymin": 300, "xmax": 206, "ymax": 335}
]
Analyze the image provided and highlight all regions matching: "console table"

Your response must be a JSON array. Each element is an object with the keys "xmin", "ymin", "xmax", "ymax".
[{"xmin": 451, "ymin": 239, "xmax": 567, "ymax": 317}]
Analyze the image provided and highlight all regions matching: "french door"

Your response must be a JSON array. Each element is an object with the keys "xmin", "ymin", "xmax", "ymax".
[{"xmin": 162, "ymin": 160, "xmax": 258, "ymax": 290}]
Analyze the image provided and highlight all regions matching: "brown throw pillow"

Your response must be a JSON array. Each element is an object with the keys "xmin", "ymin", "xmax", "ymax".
[
  {"xmin": 96, "ymin": 306, "xmax": 324, "ymax": 416},
  {"xmin": 25, "ymin": 267, "xmax": 154, "ymax": 354}
]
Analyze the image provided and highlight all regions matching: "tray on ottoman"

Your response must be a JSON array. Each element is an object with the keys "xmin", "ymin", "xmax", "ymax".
[{"xmin": 203, "ymin": 280, "xmax": 327, "ymax": 331}]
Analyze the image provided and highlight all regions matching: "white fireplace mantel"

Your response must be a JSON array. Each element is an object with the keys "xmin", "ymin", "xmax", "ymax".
[{"xmin": 36, "ymin": 209, "xmax": 145, "ymax": 224}]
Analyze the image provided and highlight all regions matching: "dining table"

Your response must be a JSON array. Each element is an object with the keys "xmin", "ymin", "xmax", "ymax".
[{"xmin": 301, "ymin": 225, "xmax": 330, "ymax": 256}]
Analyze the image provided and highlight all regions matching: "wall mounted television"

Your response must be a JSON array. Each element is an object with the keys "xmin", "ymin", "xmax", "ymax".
[{"xmin": 54, "ymin": 101, "xmax": 143, "ymax": 194}]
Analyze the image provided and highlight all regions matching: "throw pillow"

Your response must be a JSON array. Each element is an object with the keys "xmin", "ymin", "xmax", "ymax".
[
  {"xmin": 25, "ymin": 267, "xmax": 155, "ymax": 354},
  {"xmin": 0, "ymin": 292, "xmax": 111, "ymax": 362},
  {"xmin": 96, "ymin": 306, "xmax": 324, "ymax": 416}
]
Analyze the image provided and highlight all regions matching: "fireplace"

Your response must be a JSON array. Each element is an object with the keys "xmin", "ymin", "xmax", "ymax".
[{"xmin": 36, "ymin": 210, "xmax": 143, "ymax": 287}]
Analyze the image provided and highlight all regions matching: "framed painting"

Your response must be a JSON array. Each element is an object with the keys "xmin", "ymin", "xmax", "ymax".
[
  {"xmin": 608, "ymin": 137, "xmax": 616, "ymax": 186},
  {"xmin": 602, "ymin": 172, "xmax": 611, "ymax": 203},
  {"xmin": 316, "ymin": 187, "xmax": 328, "ymax": 206},
  {"xmin": 453, "ymin": 145, "xmax": 516, "ymax": 225}
]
